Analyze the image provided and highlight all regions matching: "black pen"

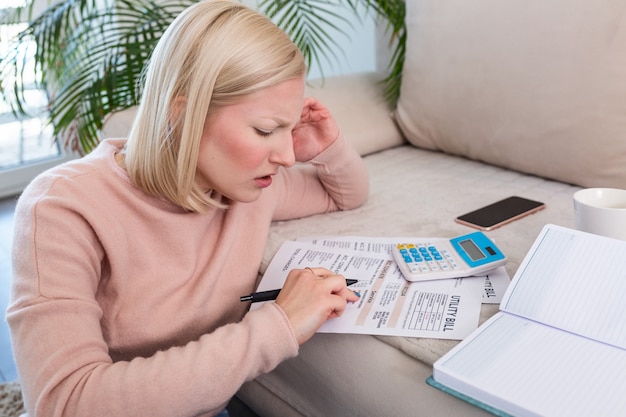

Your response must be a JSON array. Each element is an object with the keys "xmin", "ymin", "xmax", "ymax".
[{"xmin": 240, "ymin": 279, "xmax": 359, "ymax": 303}]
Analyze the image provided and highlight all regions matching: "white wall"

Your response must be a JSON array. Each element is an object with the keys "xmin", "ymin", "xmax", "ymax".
[
  {"xmin": 243, "ymin": 0, "xmax": 379, "ymax": 79},
  {"xmin": 304, "ymin": 10, "xmax": 378, "ymax": 79}
]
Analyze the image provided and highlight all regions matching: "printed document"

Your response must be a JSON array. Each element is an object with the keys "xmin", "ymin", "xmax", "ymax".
[{"xmin": 255, "ymin": 237, "xmax": 510, "ymax": 340}]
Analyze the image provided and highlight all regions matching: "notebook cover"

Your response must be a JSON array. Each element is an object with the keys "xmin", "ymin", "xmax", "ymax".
[{"xmin": 425, "ymin": 376, "xmax": 513, "ymax": 417}]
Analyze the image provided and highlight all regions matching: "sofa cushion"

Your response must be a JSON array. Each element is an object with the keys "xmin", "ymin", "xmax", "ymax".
[
  {"xmin": 262, "ymin": 144, "xmax": 581, "ymax": 367},
  {"xmin": 250, "ymin": 144, "xmax": 581, "ymax": 417},
  {"xmin": 394, "ymin": 0, "xmax": 626, "ymax": 189}
]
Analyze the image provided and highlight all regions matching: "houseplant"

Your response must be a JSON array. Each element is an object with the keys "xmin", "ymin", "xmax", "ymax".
[{"xmin": 0, "ymin": 0, "xmax": 405, "ymax": 155}]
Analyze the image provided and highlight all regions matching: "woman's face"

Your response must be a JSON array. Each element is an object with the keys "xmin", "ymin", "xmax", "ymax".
[{"xmin": 196, "ymin": 77, "xmax": 305, "ymax": 203}]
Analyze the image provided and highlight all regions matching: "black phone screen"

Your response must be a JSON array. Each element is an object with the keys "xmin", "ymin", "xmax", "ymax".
[{"xmin": 455, "ymin": 196, "xmax": 545, "ymax": 231}]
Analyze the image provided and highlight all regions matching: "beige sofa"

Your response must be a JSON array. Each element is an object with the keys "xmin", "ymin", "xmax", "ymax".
[
  {"xmin": 233, "ymin": 2, "xmax": 626, "ymax": 416},
  {"xmin": 102, "ymin": 1, "xmax": 626, "ymax": 416}
]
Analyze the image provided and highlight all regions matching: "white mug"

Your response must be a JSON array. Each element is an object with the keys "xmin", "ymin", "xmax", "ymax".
[{"xmin": 573, "ymin": 188, "xmax": 626, "ymax": 240}]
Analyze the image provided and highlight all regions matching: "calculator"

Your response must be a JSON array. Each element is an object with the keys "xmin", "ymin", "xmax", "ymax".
[{"xmin": 392, "ymin": 231, "xmax": 507, "ymax": 282}]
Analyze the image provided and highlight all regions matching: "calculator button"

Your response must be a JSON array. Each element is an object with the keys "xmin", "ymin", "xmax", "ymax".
[
  {"xmin": 395, "ymin": 242, "xmax": 473, "ymax": 276},
  {"xmin": 427, "ymin": 261, "xmax": 440, "ymax": 271}
]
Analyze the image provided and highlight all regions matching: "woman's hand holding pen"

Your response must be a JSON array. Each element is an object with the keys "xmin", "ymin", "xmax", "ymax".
[
  {"xmin": 291, "ymin": 97, "xmax": 340, "ymax": 162},
  {"xmin": 275, "ymin": 267, "xmax": 360, "ymax": 345}
]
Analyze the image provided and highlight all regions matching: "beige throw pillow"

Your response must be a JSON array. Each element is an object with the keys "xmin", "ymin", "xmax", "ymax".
[{"xmin": 394, "ymin": 0, "xmax": 626, "ymax": 188}]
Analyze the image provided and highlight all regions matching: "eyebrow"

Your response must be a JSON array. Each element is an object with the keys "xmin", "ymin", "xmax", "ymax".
[{"xmin": 266, "ymin": 116, "xmax": 296, "ymax": 128}]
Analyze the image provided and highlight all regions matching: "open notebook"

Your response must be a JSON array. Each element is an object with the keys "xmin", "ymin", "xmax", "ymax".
[{"xmin": 430, "ymin": 224, "xmax": 626, "ymax": 417}]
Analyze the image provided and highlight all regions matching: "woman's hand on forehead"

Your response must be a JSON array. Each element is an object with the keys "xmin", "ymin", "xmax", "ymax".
[{"xmin": 291, "ymin": 97, "xmax": 340, "ymax": 162}]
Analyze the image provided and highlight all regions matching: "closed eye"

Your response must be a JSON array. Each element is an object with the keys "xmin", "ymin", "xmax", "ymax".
[{"xmin": 254, "ymin": 128, "xmax": 273, "ymax": 137}]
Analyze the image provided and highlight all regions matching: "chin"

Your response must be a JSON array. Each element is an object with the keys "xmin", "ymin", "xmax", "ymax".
[{"xmin": 229, "ymin": 190, "xmax": 263, "ymax": 204}]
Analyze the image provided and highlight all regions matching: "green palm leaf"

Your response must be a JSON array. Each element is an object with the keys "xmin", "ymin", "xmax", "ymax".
[
  {"xmin": 1, "ymin": 0, "xmax": 405, "ymax": 154},
  {"xmin": 260, "ymin": 0, "xmax": 405, "ymax": 105},
  {"xmin": 1, "ymin": 0, "xmax": 192, "ymax": 153},
  {"xmin": 260, "ymin": 0, "xmax": 356, "ymax": 75}
]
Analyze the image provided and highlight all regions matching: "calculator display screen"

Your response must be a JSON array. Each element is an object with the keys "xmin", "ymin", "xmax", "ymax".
[{"xmin": 459, "ymin": 239, "xmax": 486, "ymax": 261}]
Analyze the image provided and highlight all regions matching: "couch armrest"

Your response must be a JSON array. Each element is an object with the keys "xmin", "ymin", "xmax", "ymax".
[
  {"xmin": 305, "ymin": 72, "xmax": 404, "ymax": 156},
  {"xmin": 101, "ymin": 106, "xmax": 138, "ymax": 140}
]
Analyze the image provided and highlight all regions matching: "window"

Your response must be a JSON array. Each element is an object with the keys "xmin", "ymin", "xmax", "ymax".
[{"xmin": 0, "ymin": 1, "xmax": 72, "ymax": 198}]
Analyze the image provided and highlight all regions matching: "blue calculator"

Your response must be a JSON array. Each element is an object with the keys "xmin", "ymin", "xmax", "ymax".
[{"xmin": 392, "ymin": 231, "xmax": 507, "ymax": 282}]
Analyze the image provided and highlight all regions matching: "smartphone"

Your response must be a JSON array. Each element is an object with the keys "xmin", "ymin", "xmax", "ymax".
[{"xmin": 455, "ymin": 196, "xmax": 546, "ymax": 231}]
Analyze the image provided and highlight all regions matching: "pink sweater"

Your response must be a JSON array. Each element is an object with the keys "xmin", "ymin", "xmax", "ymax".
[{"xmin": 8, "ymin": 136, "xmax": 368, "ymax": 417}]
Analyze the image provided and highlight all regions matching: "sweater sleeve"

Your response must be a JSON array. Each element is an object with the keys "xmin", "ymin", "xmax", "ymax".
[
  {"xmin": 271, "ymin": 133, "xmax": 369, "ymax": 220},
  {"xmin": 8, "ymin": 180, "xmax": 299, "ymax": 417}
]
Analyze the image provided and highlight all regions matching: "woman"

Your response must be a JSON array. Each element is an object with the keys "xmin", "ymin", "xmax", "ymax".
[{"xmin": 7, "ymin": 1, "xmax": 368, "ymax": 416}]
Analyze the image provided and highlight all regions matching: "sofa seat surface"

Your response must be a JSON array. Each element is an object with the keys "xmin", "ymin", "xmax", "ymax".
[
  {"xmin": 241, "ymin": 143, "xmax": 581, "ymax": 417},
  {"xmin": 261, "ymin": 143, "xmax": 579, "ymax": 366}
]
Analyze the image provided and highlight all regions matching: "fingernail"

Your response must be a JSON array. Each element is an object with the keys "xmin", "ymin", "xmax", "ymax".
[{"xmin": 353, "ymin": 291, "xmax": 361, "ymax": 298}]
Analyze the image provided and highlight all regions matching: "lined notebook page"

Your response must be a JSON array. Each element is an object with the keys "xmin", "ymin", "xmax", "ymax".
[
  {"xmin": 435, "ymin": 313, "xmax": 626, "ymax": 417},
  {"xmin": 501, "ymin": 224, "xmax": 626, "ymax": 349}
]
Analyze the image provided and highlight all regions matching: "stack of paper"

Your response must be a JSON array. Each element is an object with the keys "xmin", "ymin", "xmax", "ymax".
[{"xmin": 254, "ymin": 236, "xmax": 510, "ymax": 340}]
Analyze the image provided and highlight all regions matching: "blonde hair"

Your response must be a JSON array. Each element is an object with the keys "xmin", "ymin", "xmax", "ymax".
[{"xmin": 123, "ymin": 0, "xmax": 306, "ymax": 212}]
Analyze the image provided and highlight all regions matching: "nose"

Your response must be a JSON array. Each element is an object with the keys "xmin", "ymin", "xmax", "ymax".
[{"xmin": 269, "ymin": 133, "xmax": 296, "ymax": 167}]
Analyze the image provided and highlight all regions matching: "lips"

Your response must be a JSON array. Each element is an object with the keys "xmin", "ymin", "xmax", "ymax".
[{"xmin": 254, "ymin": 175, "xmax": 273, "ymax": 188}]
